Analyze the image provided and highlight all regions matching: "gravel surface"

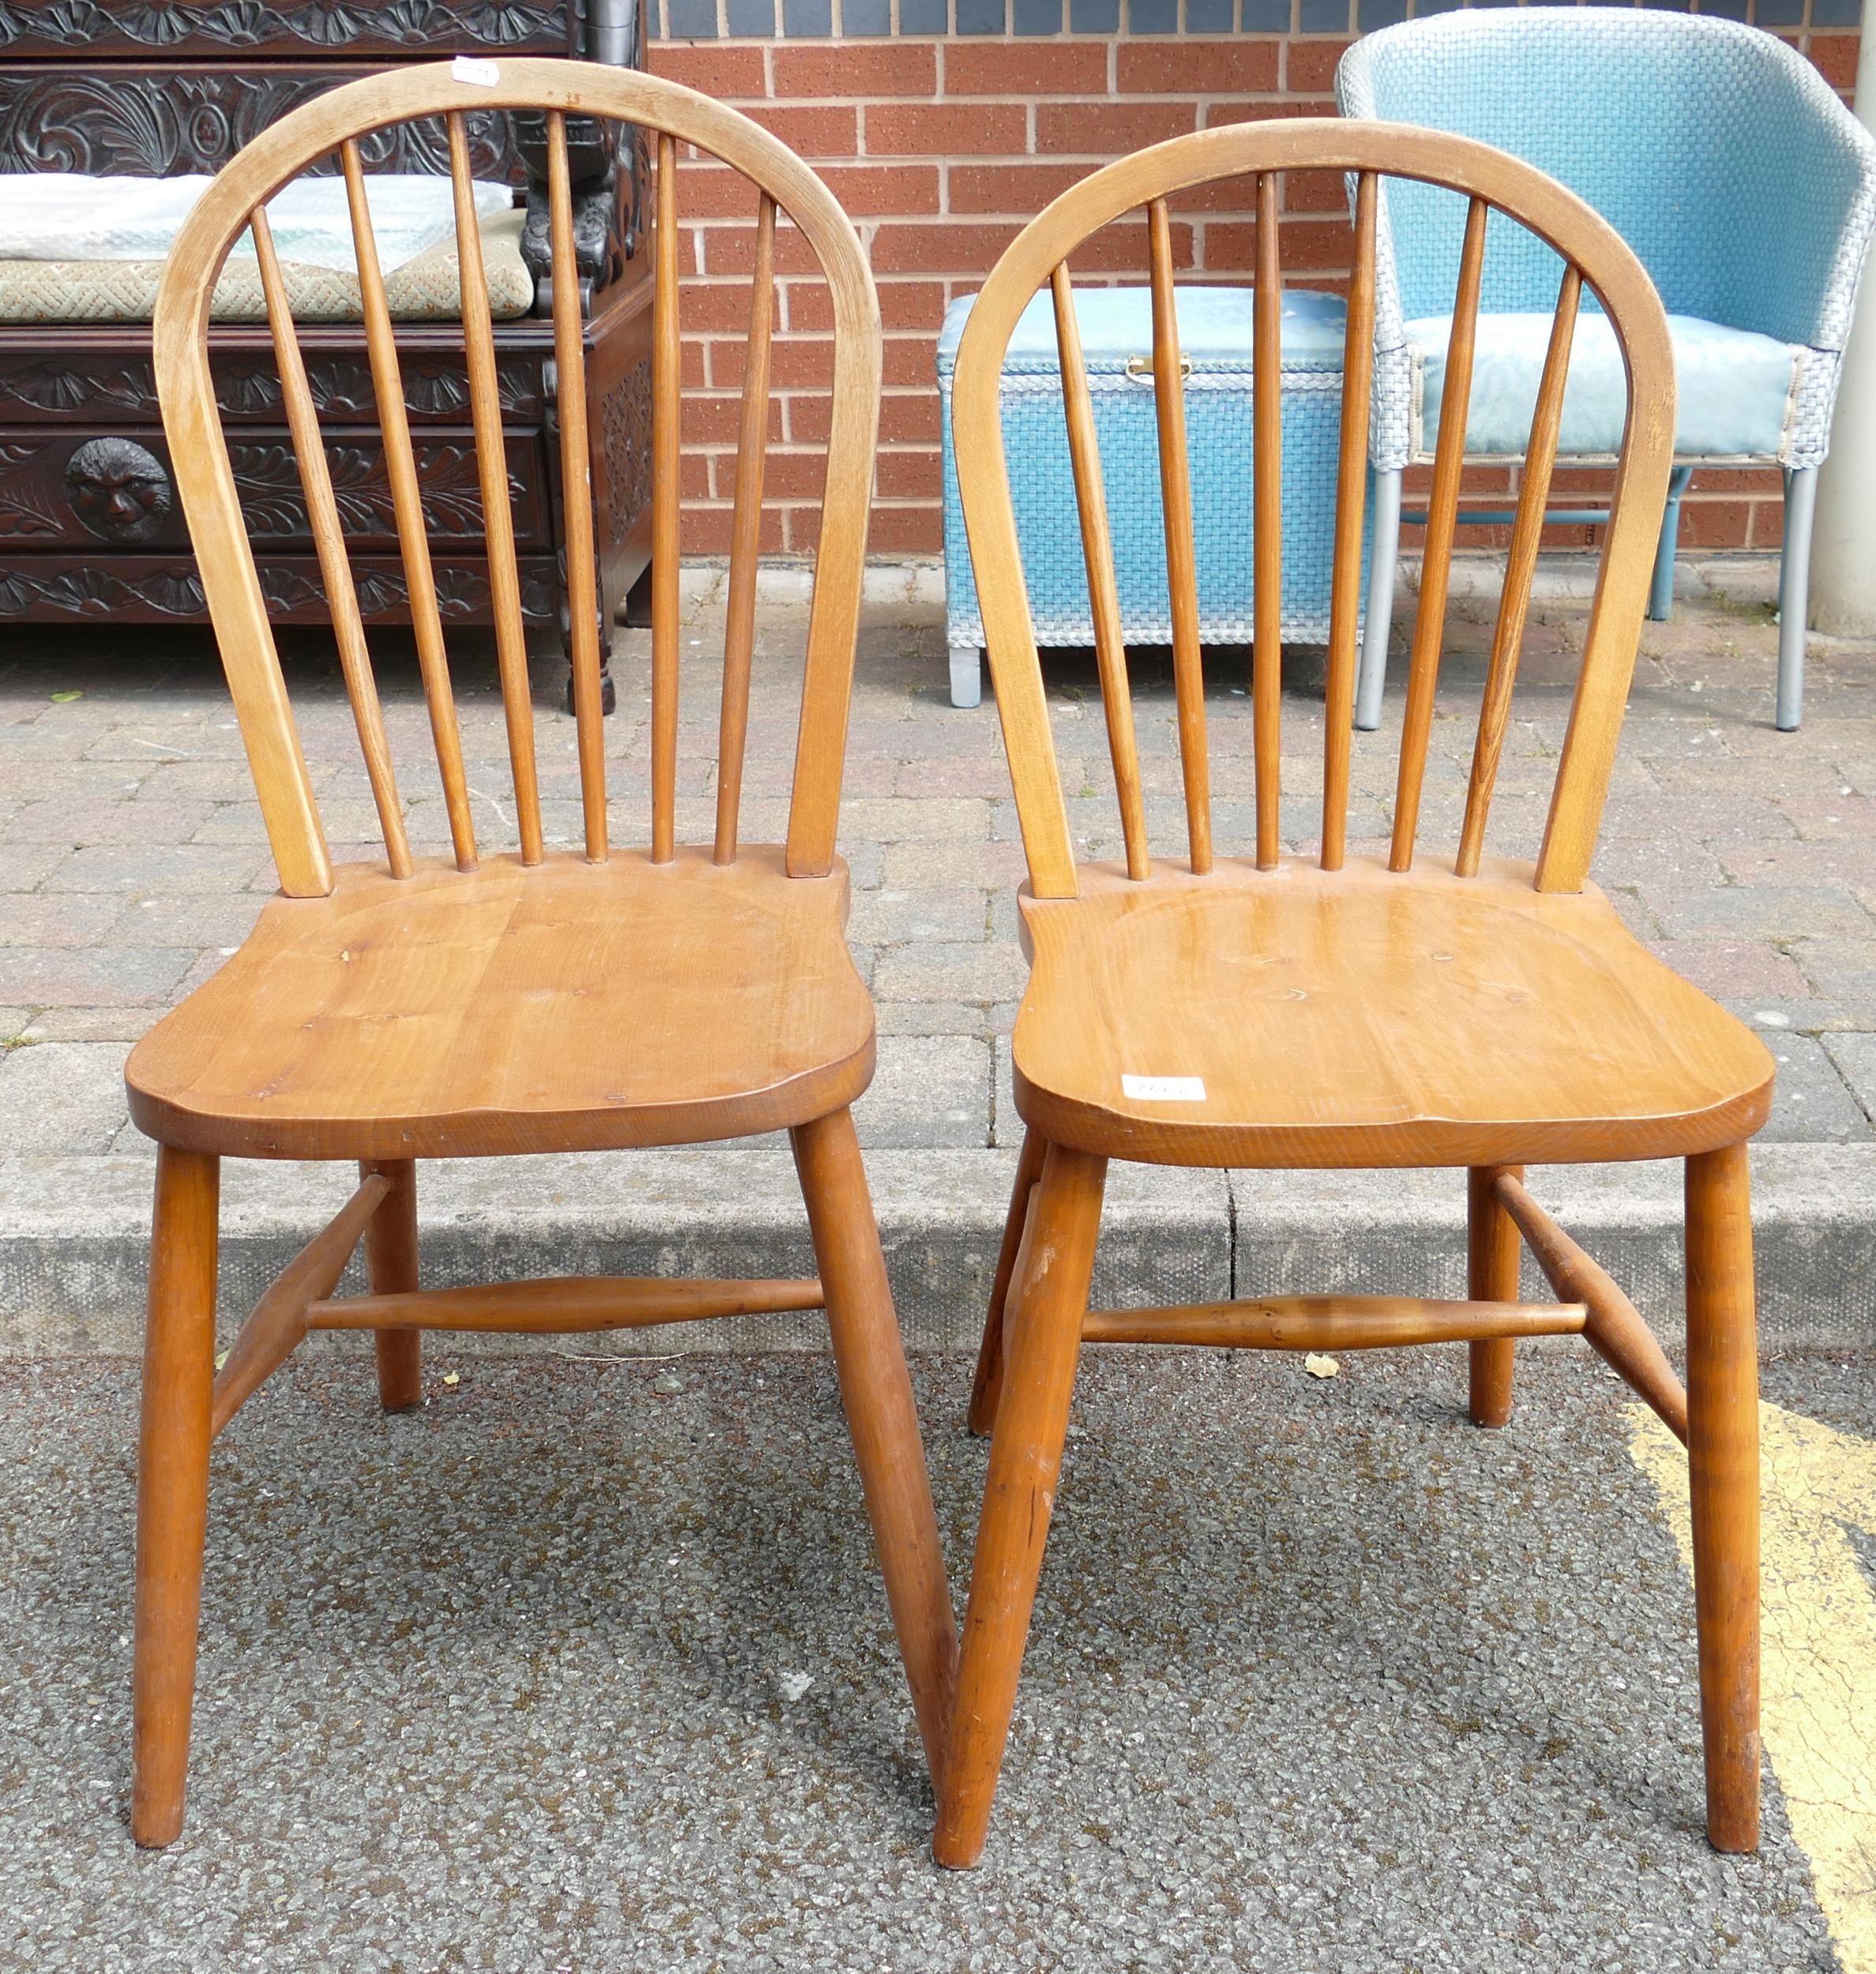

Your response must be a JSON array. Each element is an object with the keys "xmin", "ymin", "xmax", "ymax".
[{"xmin": 1, "ymin": 1346, "xmax": 1859, "ymax": 1972}]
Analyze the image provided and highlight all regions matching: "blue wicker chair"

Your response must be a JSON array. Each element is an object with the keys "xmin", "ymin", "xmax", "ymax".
[{"xmin": 1338, "ymin": 9, "xmax": 1876, "ymax": 730}]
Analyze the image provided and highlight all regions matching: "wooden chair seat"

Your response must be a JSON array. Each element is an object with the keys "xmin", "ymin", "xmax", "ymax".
[
  {"xmin": 126, "ymin": 846, "xmax": 873, "ymax": 1162},
  {"xmin": 1011, "ymin": 856, "xmax": 1773, "ymax": 1169}
]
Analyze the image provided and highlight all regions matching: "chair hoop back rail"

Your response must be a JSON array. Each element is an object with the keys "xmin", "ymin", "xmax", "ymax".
[
  {"xmin": 127, "ymin": 62, "xmax": 951, "ymax": 1853},
  {"xmin": 154, "ymin": 58, "xmax": 883, "ymax": 896},
  {"xmin": 938, "ymin": 122, "xmax": 1769, "ymax": 1874},
  {"xmin": 948, "ymin": 119, "xmax": 1675, "ymax": 899}
]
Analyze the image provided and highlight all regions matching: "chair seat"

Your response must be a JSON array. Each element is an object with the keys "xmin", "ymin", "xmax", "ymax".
[
  {"xmin": 1405, "ymin": 310, "xmax": 1806, "ymax": 464},
  {"xmin": 126, "ymin": 846, "xmax": 875, "ymax": 1161},
  {"xmin": 1010, "ymin": 857, "xmax": 1774, "ymax": 1169}
]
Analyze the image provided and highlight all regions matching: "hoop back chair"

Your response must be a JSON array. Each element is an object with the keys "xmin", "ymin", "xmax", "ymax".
[
  {"xmin": 126, "ymin": 59, "xmax": 955, "ymax": 1848},
  {"xmin": 938, "ymin": 120, "xmax": 1774, "ymax": 1871}
]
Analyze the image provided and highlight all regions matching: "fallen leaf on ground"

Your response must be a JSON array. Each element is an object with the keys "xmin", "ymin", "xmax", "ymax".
[
  {"xmin": 49, "ymin": 690, "xmax": 82, "ymax": 704},
  {"xmin": 441, "ymin": 1371, "xmax": 460, "ymax": 1387},
  {"xmin": 1304, "ymin": 1353, "xmax": 1340, "ymax": 1379}
]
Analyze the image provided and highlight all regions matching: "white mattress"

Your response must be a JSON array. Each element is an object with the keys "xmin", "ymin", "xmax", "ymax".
[{"xmin": 0, "ymin": 173, "xmax": 516, "ymax": 273}]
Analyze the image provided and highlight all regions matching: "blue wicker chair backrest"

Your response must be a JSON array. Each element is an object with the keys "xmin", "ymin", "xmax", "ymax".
[
  {"xmin": 949, "ymin": 121, "xmax": 1675, "ymax": 901},
  {"xmin": 1338, "ymin": 10, "xmax": 1876, "ymax": 357}
]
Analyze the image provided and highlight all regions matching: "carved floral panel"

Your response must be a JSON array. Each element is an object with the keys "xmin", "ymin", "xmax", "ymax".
[
  {"xmin": 0, "ymin": 70, "xmax": 523, "ymax": 177},
  {"xmin": 0, "ymin": 1, "xmax": 571, "ymax": 59}
]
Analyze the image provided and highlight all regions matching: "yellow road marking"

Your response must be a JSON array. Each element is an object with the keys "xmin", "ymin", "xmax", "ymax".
[{"xmin": 1629, "ymin": 1401, "xmax": 1876, "ymax": 1972}]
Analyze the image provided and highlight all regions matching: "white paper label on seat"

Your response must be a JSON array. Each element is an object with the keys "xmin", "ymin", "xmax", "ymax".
[
  {"xmin": 452, "ymin": 56, "xmax": 501, "ymax": 85},
  {"xmin": 1121, "ymin": 1075, "xmax": 1206, "ymax": 1102}
]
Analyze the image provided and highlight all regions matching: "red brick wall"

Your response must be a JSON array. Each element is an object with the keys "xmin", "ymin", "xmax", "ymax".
[{"xmin": 648, "ymin": 28, "xmax": 1859, "ymax": 558}]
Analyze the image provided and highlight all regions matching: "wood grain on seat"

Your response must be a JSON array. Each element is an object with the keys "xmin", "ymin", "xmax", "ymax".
[
  {"xmin": 126, "ymin": 846, "xmax": 873, "ymax": 1161},
  {"xmin": 1011, "ymin": 857, "xmax": 1773, "ymax": 1168}
]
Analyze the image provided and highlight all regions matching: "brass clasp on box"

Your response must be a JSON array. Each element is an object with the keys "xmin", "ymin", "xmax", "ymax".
[{"xmin": 1124, "ymin": 352, "xmax": 1192, "ymax": 383}]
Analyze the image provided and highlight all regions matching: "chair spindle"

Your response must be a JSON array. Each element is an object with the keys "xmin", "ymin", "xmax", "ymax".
[
  {"xmin": 1251, "ymin": 171, "xmax": 1282, "ymax": 872},
  {"xmin": 651, "ymin": 129, "xmax": 681, "ymax": 865},
  {"xmin": 1457, "ymin": 264, "xmax": 1581, "ymax": 878},
  {"xmin": 252, "ymin": 206, "xmax": 412, "ymax": 880},
  {"xmin": 1148, "ymin": 197, "xmax": 1212, "ymax": 876},
  {"xmin": 1321, "ymin": 171, "xmax": 1376, "ymax": 873},
  {"xmin": 546, "ymin": 111, "xmax": 609, "ymax": 865},
  {"xmin": 343, "ymin": 140, "xmax": 477, "ymax": 872},
  {"xmin": 715, "ymin": 190, "xmax": 775, "ymax": 867},
  {"xmin": 1390, "ymin": 193, "xmax": 1487, "ymax": 874},
  {"xmin": 1052, "ymin": 261, "xmax": 1150, "ymax": 881},
  {"xmin": 449, "ymin": 112, "xmax": 543, "ymax": 866}
]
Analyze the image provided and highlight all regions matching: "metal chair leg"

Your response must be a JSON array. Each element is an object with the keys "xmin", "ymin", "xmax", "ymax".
[
  {"xmin": 1777, "ymin": 465, "xmax": 1818, "ymax": 731},
  {"xmin": 1356, "ymin": 467, "xmax": 1402, "ymax": 731},
  {"xmin": 1648, "ymin": 463, "xmax": 1693, "ymax": 622}
]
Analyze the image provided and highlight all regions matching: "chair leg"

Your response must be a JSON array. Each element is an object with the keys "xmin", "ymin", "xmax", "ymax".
[
  {"xmin": 1356, "ymin": 467, "xmax": 1402, "ymax": 731},
  {"xmin": 949, "ymin": 643, "xmax": 982, "ymax": 709},
  {"xmin": 133, "ymin": 1145, "xmax": 220, "ymax": 1848},
  {"xmin": 1466, "ymin": 1163, "xmax": 1523, "ymax": 1428},
  {"xmin": 362, "ymin": 1159, "xmax": 422, "ymax": 1412},
  {"xmin": 1684, "ymin": 1142, "xmax": 1761, "ymax": 1853},
  {"xmin": 792, "ymin": 1109, "xmax": 958, "ymax": 1792},
  {"xmin": 1649, "ymin": 464, "xmax": 1693, "ymax": 622},
  {"xmin": 967, "ymin": 1126, "xmax": 1047, "ymax": 1438},
  {"xmin": 1776, "ymin": 465, "xmax": 1818, "ymax": 732},
  {"xmin": 935, "ymin": 1140, "xmax": 1107, "ymax": 1870}
]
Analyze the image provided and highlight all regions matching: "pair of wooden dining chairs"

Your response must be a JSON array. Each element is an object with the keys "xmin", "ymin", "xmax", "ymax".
[{"xmin": 129, "ymin": 60, "xmax": 1770, "ymax": 1872}]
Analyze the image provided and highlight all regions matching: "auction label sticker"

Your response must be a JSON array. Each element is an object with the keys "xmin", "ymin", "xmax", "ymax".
[
  {"xmin": 453, "ymin": 56, "xmax": 501, "ymax": 85},
  {"xmin": 1121, "ymin": 1075, "xmax": 1206, "ymax": 1101}
]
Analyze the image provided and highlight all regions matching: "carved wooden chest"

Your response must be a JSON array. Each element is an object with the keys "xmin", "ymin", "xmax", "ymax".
[{"xmin": 0, "ymin": 0, "xmax": 654, "ymax": 682}]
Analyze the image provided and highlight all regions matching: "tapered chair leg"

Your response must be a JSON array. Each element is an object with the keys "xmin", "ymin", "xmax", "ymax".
[
  {"xmin": 967, "ymin": 1127, "xmax": 1046, "ymax": 1438},
  {"xmin": 1467, "ymin": 1163, "xmax": 1523, "ymax": 1428},
  {"xmin": 1356, "ymin": 467, "xmax": 1403, "ymax": 731},
  {"xmin": 1647, "ymin": 463, "xmax": 1693, "ymax": 622},
  {"xmin": 1684, "ymin": 1142, "xmax": 1761, "ymax": 1853},
  {"xmin": 362, "ymin": 1159, "xmax": 422, "ymax": 1412},
  {"xmin": 133, "ymin": 1145, "xmax": 220, "ymax": 1848},
  {"xmin": 792, "ymin": 1109, "xmax": 958, "ymax": 1792},
  {"xmin": 1776, "ymin": 464, "xmax": 1818, "ymax": 732},
  {"xmin": 936, "ymin": 1142, "xmax": 1107, "ymax": 1869}
]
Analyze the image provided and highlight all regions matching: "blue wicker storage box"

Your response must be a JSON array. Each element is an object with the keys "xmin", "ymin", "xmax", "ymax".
[{"xmin": 936, "ymin": 285, "xmax": 1364, "ymax": 706}]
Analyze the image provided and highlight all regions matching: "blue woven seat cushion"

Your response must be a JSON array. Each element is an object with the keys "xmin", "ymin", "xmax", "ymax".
[{"xmin": 1407, "ymin": 311, "xmax": 1799, "ymax": 463}]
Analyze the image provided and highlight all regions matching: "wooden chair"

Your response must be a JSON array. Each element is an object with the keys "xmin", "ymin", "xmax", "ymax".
[
  {"xmin": 126, "ymin": 58, "xmax": 955, "ymax": 1849},
  {"xmin": 936, "ymin": 121, "xmax": 1773, "ymax": 1870}
]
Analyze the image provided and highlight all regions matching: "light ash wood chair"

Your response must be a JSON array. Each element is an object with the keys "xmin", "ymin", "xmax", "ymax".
[
  {"xmin": 127, "ymin": 58, "xmax": 955, "ymax": 1849},
  {"xmin": 937, "ymin": 120, "xmax": 1773, "ymax": 1870}
]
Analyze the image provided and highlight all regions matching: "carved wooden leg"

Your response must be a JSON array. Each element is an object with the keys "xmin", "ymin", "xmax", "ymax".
[
  {"xmin": 1467, "ymin": 1163, "xmax": 1523, "ymax": 1428},
  {"xmin": 560, "ymin": 594, "xmax": 617, "ymax": 716},
  {"xmin": 1685, "ymin": 1142, "xmax": 1761, "ymax": 1853},
  {"xmin": 133, "ymin": 1145, "xmax": 220, "ymax": 1848},
  {"xmin": 966, "ymin": 1127, "xmax": 1047, "ymax": 1439},
  {"xmin": 936, "ymin": 1141, "xmax": 1106, "ymax": 1869},
  {"xmin": 362, "ymin": 1159, "xmax": 421, "ymax": 1413},
  {"xmin": 793, "ymin": 1109, "xmax": 957, "ymax": 1792}
]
